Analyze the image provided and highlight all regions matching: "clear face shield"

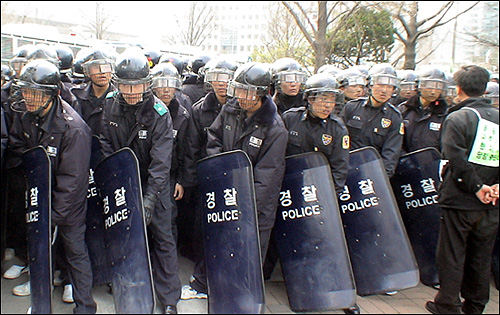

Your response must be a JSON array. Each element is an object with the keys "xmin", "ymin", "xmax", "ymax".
[
  {"xmin": 308, "ymin": 91, "xmax": 338, "ymax": 119},
  {"xmin": 369, "ymin": 75, "xmax": 398, "ymax": 103},
  {"xmin": 83, "ymin": 60, "xmax": 113, "ymax": 87},
  {"xmin": 418, "ymin": 80, "xmax": 447, "ymax": 91},
  {"xmin": 205, "ymin": 71, "xmax": 233, "ymax": 96},
  {"xmin": 10, "ymin": 81, "xmax": 54, "ymax": 115},
  {"xmin": 152, "ymin": 76, "xmax": 181, "ymax": 104},
  {"xmin": 277, "ymin": 72, "xmax": 306, "ymax": 95},
  {"xmin": 227, "ymin": 81, "xmax": 265, "ymax": 111},
  {"xmin": 399, "ymin": 82, "xmax": 417, "ymax": 98},
  {"xmin": 116, "ymin": 80, "xmax": 151, "ymax": 106}
]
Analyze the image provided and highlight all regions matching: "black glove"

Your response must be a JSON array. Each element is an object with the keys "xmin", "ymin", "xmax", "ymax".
[{"xmin": 143, "ymin": 193, "xmax": 158, "ymax": 226}]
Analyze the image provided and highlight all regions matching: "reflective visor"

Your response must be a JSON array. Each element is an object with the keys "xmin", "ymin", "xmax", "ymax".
[
  {"xmin": 371, "ymin": 75, "xmax": 399, "ymax": 87},
  {"xmin": 84, "ymin": 60, "xmax": 113, "ymax": 75},
  {"xmin": 419, "ymin": 80, "xmax": 447, "ymax": 90},
  {"xmin": 347, "ymin": 77, "xmax": 366, "ymax": 86},
  {"xmin": 152, "ymin": 77, "xmax": 181, "ymax": 89},
  {"xmin": 400, "ymin": 82, "xmax": 417, "ymax": 90},
  {"xmin": 206, "ymin": 72, "xmax": 231, "ymax": 83},
  {"xmin": 277, "ymin": 72, "xmax": 306, "ymax": 84},
  {"xmin": 227, "ymin": 81, "xmax": 259, "ymax": 101},
  {"xmin": 118, "ymin": 83, "xmax": 149, "ymax": 94}
]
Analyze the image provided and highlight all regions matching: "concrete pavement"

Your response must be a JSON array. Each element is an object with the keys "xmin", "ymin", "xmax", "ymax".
[{"xmin": 2, "ymin": 253, "xmax": 499, "ymax": 314}]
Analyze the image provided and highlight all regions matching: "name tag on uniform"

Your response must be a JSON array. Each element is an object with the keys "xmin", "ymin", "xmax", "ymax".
[
  {"xmin": 249, "ymin": 136, "xmax": 262, "ymax": 148},
  {"xmin": 138, "ymin": 130, "xmax": 148, "ymax": 140},
  {"xmin": 429, "ymin": 122, "xmax": 441, "ymax": 131},
  {"xmin": 47, "ymin": 146, "xmax": 57, "ymax": 157}
]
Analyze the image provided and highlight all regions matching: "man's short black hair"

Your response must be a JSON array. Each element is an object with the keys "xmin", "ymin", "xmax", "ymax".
[{"xmin": 453, "ymin": 65, "xmax": 490, "ymax": 97}]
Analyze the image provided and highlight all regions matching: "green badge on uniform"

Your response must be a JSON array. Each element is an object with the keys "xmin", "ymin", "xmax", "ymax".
[
  {"xmin": 106, "ymin": 91, "xmax": 116, "ymax": 99},
  {"xmin": 154, "ymin": 102, "xmax": 168, "ymax": 116}
]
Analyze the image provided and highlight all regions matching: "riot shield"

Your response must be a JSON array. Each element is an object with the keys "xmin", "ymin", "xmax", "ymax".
[
  {"xmin": 94, "ymin": 147, "xmax": 155, "ymax": 314},
  {"xmin": 274, "ymin": 152, "xmax": 356, "ymax": 312},
  {"xmin": 390, "ymin": 147, "xmax": 441, "ymax": 286},
  {"xmin": 338, "ymin": 147, "xmax": 419, "ymax": 296},
  {"xmin": 85, "ymin": 136, "xmax": 110, "ymax": 286},
  {"xmin": 22, "ymin": 146, "xmax": 52, "ymax": 314},
  {"xmin": 197, "ymin": 150, "xmax": 265, "ymax": 314}
]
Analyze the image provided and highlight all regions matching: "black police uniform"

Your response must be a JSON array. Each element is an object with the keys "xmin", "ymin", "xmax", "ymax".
[
  {"xmin": 207, "ymin": 95, "xmax": 288, "ymax": 257},
  {"xmin": 9, "ymin": 98, "xmax": 97, "ymax": 314},
  {"xmin": 182, "ymin": 75, "xmax": 207, "ymax": 104},
  {"xmin": 398, "ymin": 94, "xmax": 448, "ymax": 154},
  {"xmin": 72, "ymin": 82, "xmax": 116, "ymax": 136},
  {"xmin": 273, "ymin": 91, "xmax": 306, "ymax": 116},
  {"xmin": 99, "ymin": 92, "xmax": 181, "ymax": 308},
  {"xmin": 282, "ymin": 106, "xmax": 350, "ymax": 193},
  {"xmin": 167, "ymin": 98, "xmax": 190, "ymax": 244},
  {"xmin": 341, "ymin": 97, "xmax": 404, "ymax": 177},
  {"xmin": 434, "ymin": 97, "xmax": 499, "ymax": 314}
]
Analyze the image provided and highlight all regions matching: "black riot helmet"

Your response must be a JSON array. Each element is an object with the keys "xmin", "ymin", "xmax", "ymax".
[
  {"xmin": 159, "ymin": 54, "xmax": 184, "ymax": 77},
  {"xmin": 201, "ymin": 59, "xmax": 238, "ymax": 91},
  {"xmin": 144, "ymin": 49, "xmax": 162, "ymax": 69},
  {"xmin": 191, "ymin": 55, "xmax": 212, "ymax": 75},
  {"xmin": 10, "ymin": 60, "xmax": 60, "ymax": 114},
  {"xmin": 367, "ymin": 63, "xmax": 399, "ymax": 88},
  {"xmin": 317, "ymin": 64, "xmax": 343, "ymax": 77},
  {"xmin": 113, "ymin": 50, "xmax": 152, "ymax": 106},
  {"xmin": 26, "ymin": 45, "xmax": 60, "ymax": 67},
  {"xmin": 417, "ymin": 67, "xmax": 447, "ymax": 91},
  {"xmin": 337, "ymin": 68, "xmax": 366, "ymax": 87},
  {"xmin": 271, "ymin": 57, "xmax": 307, "ymax": 88},
  {"xmin": 151, "ymin": 62, "xmax": 182, "ymax": 90},
  {"xmin": 1, "ymin": 64, "xmax": 15, "ymax": 84},
  {"xmin": 227, "ymin": 62, "xmax": 272, "ymax": 100},
  {"xmin": 81, "ymin": 47, "xmax": 116, "ymax": 79},
  {"xmin": 304, "ymin": 73, "xmax": 340, "ymax": 98},
  {"xmin": 54, "ymin": 44, "xmax": 74, "ymax": 72},
  {"xmin": 10, "ymin": 44, "xmax": 35, "ymax": 76}
]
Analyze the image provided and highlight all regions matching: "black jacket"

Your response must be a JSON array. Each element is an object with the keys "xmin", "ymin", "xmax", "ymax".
[
  {"xmin": 273, "ymin": 92, "xmax": 306, "ymax": 116},
  {"xmin": 168, "ymin": 98, "xmax": 190, "ymax": 185},
  {"xmin": 184, "ymin": 92, "xmax": 223, "ymax": 187},
  {"xmin": 398, "ymin": 94, "xmax": 448, "ymax": 154},
  {"xmin": 9, "ymin": 98, "xmax": 91, "ymax": 226},
  {"xmin": 341, "ymin": 97, "xmax": 403, "ymax": 177},
  {"xmin": 71, "ymin": 83, "xmax": 116, "ymax": 136},
  {"xmin": 438, "ymin": 97, "xmax": 499, "ymax": 211},
  {"xmin": 182, "ymin": 75, "xmax": 207, "ymax": 104},
  {"xmin": 99, "ymin": 93, "xmax": 174, "ymax": 203},
  {"xmin": 282, "ymin": 107, "xmax": 349, "ymax": 193},
  {"xmin": 206, "ymin": 95, "xmax": 288, "ymax": 232}
]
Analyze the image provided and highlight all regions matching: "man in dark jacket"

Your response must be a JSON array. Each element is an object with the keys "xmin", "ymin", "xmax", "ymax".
[
  {"xmin": 71, "ymin": 47, "xmax": 116, "ymax": 136},
  {"xmin": 99, "ymin": 51, "xmax": 180, "ymax": 315},
  {"xmin": 270, "ymin": 57, "xmax": 307, "ymax": 115},
  {"xmin": 8, "ymin": 60, "xmax": 96, "ymax": 313},
  {"xmin": 181, "ymin": 62, "xmax": 288, "ymax": 300},
  {"xmin": 398, "ymin": 67, "xmax": 449, "ymax": 154},
  {"xmin": 340, "ymin": 63, "xmax": 404, "ymax": 177},
  {"xmin": 426, "ymin": 65, "xmax": 499, "ymax": 315}
]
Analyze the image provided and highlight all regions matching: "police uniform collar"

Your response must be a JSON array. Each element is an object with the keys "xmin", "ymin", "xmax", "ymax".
[
  {"xmin": 304, "ymin": 108, "xmax": 327, "ymax": 125},
  {"xmin": 168, "ymin": 98, "xmax": 180, "ymax": 117},
  {"xmin": 202, "ymin": 92, "xmax": 222, "ymax": 111},
  {"xmin": 37, "ymin": 97, "xmax": 65, "ymax": 134},
  {"xmin": 364, "ymin": 98, "xmax": 388, "ymax": 112}
]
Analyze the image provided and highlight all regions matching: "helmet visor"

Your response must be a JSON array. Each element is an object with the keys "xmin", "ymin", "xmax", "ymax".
[
  {"xmin": 227, "ymin": 81, "xmax": 260, "ymax": 101},
  {"xmin": 10, "ymin": 82, "xmax": 53, "ymax": 113},
  {"xmin": 400, "ymin": 82, "xmax": 417, "ymax": 91},
  {"xmin": 152, "ymin": 77, "xmax": 181, "ymax": 90},
  {"xmin": 277, "ymin": 72, "xmax": 306, "ymax": 84},
  {"xmin": 371, "ymin": 75, "xmax": 399, "ymax": 87},
  {"xmin": 205, "ymin": 72, "xmax": 232, "ymax": 83},
  {"xmin": 83, "ymin": 60, "xmax": 113, "ymax": 76},
  {"xmin": 346, "ymin": 77, "xmax": 366, "ymax": 86},
  {"xmin": 418, "ymin": 80, "xmax": 447, "ymax": 91}
]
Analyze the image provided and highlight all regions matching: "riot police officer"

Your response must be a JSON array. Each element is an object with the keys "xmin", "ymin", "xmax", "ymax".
[
  {"xmin": 484, "ymin": 81, "xmax": 499, "ymax": 108},
  {"xmin": 99, "ymin": 50, "xmax": 180, "ymax": 314},
  {"xmin": 337, "ymin": 67, "xmax": 367, "ymax": 115},
  {"xmin": 392, "ymin": 70, "xmax": 418, "ymax": 106},
  {"xmin": 180, "ymin": 58, "xmax": 238, "ymax": 299},
  {"xmin": 340, "ymin": 63, "xmax": 404, "ymax": 178},
  {"xmin": 1, "ymin": 65, "xmax": 15, "ymax": 87},
  {"xmin": 54, "ymin": 44, "xmax": 75, "ymax": 84},
  {"xmin": 182, "ymin": 62, "xmax": 288, "ymax": 300},
  {"xmin": 151, "ymin": 62, "xmax": 190, "ymax": 244},
  {"xmin": 71, "ymin": 46, "xmax": 116, "ymax": 136},
  {"xmin": 159, "ymin": 54, "xmax": 193, "ymax": 113},
  {"xmin": 270, "ymin": 57, "xmax": 307, "ymax": 115},
  {"xmin": 144, "ymin": 49, "xmax": 162, "ymax": 69},
  {"xmin": 182, "ymin": 55, "xmax": 211, "ymax": 104},
  {"xmin": 8, "ymin": 60, "xmax": 97, "ymax": 313},
  {"xmin": 398, "ymin": 67, "xmax": 449, "ymax": 153}
]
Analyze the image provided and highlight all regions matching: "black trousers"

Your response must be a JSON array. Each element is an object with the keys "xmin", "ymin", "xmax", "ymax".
[
  {"xmin": 58, "ymin": 223, "xmax": 97, "ymax": 314},
  {"xmin": 148, "ymin": 189, "xmax": 181, "ymax": 307},
  {"xmin": 434, "ymin": 208, "xmax": 499, "ymax": 314}
]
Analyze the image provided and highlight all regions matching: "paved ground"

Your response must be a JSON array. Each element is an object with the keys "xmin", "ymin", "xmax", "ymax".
[{"xmin": 1, "ymin": 252, "xmax": 499, "ymax": 314}]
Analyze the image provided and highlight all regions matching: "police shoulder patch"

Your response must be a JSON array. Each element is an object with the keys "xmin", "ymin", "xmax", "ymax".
[
  {"xmin": 399, "ymin": 122, "xmax": 405, "ymax": 135},
  {"xmin": 154, "ymin": 102, "xmax": 168, "ymax": 116},
  {"xmin": 342, "ymin": 135, "xmax": 350, "ymax": 149}
]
